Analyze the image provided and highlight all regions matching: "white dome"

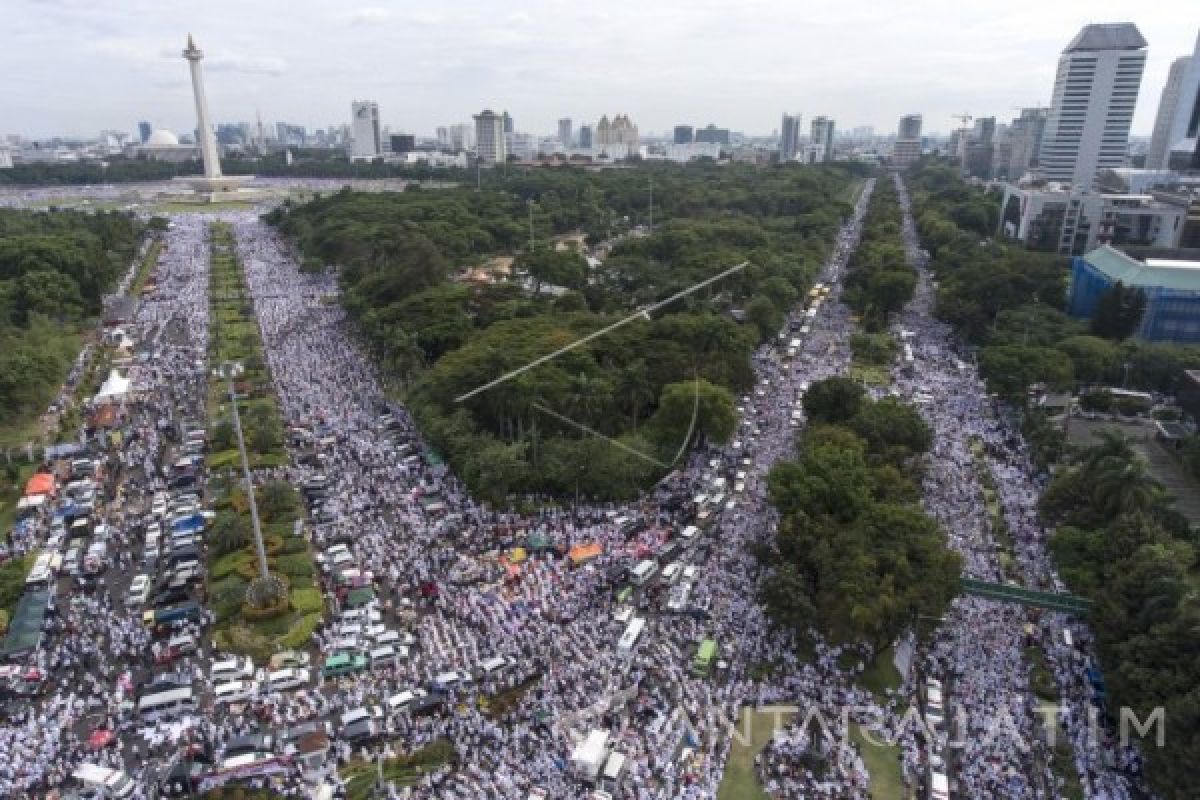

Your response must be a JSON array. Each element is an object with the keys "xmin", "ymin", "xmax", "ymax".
[{"xmin": 145, "ymin": 129, "xmax": 180, "ymax": 147}]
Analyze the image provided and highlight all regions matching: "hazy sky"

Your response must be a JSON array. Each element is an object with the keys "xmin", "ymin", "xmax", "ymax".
[{"xmin": 5, "ymin": 0, "xmax": 1197, "ymax": 139}]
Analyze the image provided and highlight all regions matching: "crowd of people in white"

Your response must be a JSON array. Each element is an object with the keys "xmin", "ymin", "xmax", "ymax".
[{"xmin": 0, "ymin": 172, "xmax": 1150, "ymax": 800}]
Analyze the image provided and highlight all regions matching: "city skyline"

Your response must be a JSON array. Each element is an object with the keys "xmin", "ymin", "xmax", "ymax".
[{"xmin": 3, "ymin": 0, "xmax": 1197, "ymax": 140}]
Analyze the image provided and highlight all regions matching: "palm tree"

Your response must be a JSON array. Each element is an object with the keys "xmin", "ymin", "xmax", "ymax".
[
  {"xmin": 1082, "ymin": 430, "xmax": 1136, "ymax": 473},
  {"xmin": 1090, "ymin": 455, "xmax": 1163, "ymax": 519}
]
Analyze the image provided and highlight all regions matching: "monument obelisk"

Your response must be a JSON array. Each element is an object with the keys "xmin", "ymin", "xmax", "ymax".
[{"xmin": 178, "ymin": 34, "xmax": 251, "ymax": 200}]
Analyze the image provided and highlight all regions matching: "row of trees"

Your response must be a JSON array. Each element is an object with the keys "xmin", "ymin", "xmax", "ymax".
[
  {"xmin": 1040, "ymin": 433, "xmax": 1200, "ymax": 797},
  {"xmin": 907, "ymin": 159, "xmax": 1200, "ymax": 401},
  {"xmin": 842, "ymin": 177, "xmax": 916, "ymax": 331},
  {"xmin": 0, "ymin": 208, "xmax": 142, "ymax": 428},
  {"xmin": 268, "ymin": 163, "xmax": 869, "ymax": 501},
  {"xmin": 760, "ymin": 377, "xmax": 962, "ymax": 650}
]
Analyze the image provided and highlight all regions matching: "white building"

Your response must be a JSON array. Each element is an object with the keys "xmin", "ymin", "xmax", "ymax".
[
  {"xmin": 350, "ymin": 100, "xmax": 381, "ymax": 161},
  {"xmin": 473, "ymin": 110, "xmax": 506, "ymax": 166},
  {"xmin": 1039, "ymin": 24, "xmax": 1147, "ymax": 189},
  {"xmin": 998, "ymin": 182, "xmax": 1185, "ymax": 256},
  {"xmin": 662, "ymin": 142, "xmax": 722, "ymax": 162},
  {"xmin": 0, "ymin": 148, "xmax": 12, "ymax": 169},
  {"xmin": 1146, "ymin": 30, "xmax": 1200, "ymax": 170}
]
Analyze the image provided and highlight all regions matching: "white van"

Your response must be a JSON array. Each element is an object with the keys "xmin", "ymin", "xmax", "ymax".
[
  {"xmin": 213, "ymin": 680, "xmax": 258, "ymax": 705},
  {"xmin": 369, "ymin": 645, "xmax": 403, "ymax": 669},
  {"xmin": 267, "ymin": 668, "xmax": 310, "ymax": 692},
  {"xmin": 211, "ymin": 656, "xmax": 256, "ymax": 684},
  {"xmin": 680, "ymin": 525, "xmax": 699, "ymax": 541},
  {"xmin": 72, "ymin": 763, "xmax": 137, "ymax": 798},
  {"xmin": 661, "ymin": 563, "xmax": 682, "ymax": 584},
  {"xmin": 386, "ymin": 688, "xmax": 428, "ymax": 713},
  {"xmin": 630, "ymin": 560, "xmax": 658, "ymax": 586},
  {"xmin": 930, "ymin": 770, "xmax": 950, "ymax": 800}
]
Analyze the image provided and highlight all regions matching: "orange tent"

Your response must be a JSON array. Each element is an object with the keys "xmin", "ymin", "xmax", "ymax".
[
  {"xmin": 568, "ymin": 542, "xmax": 602, "ymax": 566},
  {"xmin": 24, "ymin": 472, "xmax": 56, "ymax": 497}
]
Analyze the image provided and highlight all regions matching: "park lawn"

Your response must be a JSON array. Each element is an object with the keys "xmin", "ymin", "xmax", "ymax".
[
  {"xmin": 850, "ymin": 723, "xmax": 905, "ymax": 799},
  {"xmin": 850, "ymin": 362, "xmax": 891, "ymax": 387},
  {"xmin": 718, "ymin": 708, "xmax": 795, "ymax": 800},
  {"xmin": 859, "ymin": 645, "xmax": 902, "ymax": 700}
]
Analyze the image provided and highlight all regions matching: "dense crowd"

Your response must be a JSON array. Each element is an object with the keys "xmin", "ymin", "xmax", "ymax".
[{"xmin": 0, "ymin": 172, "xmax": 1149, "ymax": 800}]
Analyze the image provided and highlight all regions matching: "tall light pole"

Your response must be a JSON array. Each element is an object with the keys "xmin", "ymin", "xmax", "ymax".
[{"xmin": 222, "ymin": 361, "xmax": 269, "ymax": 579}]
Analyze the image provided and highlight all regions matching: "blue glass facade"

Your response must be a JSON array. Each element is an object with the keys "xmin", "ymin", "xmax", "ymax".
[{"xmin": 1068, "ymin": 256, "xmax": 1200, "ymax": 343}]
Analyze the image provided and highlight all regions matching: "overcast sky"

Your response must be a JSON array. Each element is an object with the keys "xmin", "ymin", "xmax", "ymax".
[{"xmin": 4, "ymin": 0, "xmax": 1197, "ymax": 140}]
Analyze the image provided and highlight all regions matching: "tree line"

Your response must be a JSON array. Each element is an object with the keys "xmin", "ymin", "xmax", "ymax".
[
  {"xmin": 842, "ymin": 176, "xmax": 916, "ymax": 331},
  {"xmin": 1040, "ymin": 432, "xmax": 1200, "ymax": 798},
  {"xmin": 0, "ymin": 208, "xmax": 142, "ymax": 429},
  {"xmin": 267, "ymin": 163, "xmax": 871, "ymax": 502},
  {"xmin": 907, "ymin": 158, "xmax": 1200, "ymax": 465}
]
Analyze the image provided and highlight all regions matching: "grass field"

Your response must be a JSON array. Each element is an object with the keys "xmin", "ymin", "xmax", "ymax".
[
  {"xmin": 860, "ymin": 646, "xmax": 902, "ymax": 700},
  {"xmin": 718, "ymin": 708, "xmax": 795, "ymax": 800},
  {"xmin": 850, "ymin": 724, "xmax": 906, "ymax": 799}
]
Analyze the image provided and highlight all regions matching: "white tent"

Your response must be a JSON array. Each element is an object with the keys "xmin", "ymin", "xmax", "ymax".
[{"xmin": 94, "ymin": 369, "xmax": 131, "ymax": 403}]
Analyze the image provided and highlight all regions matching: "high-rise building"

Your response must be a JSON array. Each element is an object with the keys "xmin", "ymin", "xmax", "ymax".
[
  {"xmin": 474, "ymin": 109, "xmax": 507, "ymax": 165},
  {"xmin": 596, "ymin": 114, "xmax": 639, "ymax": 151},
  {"xmin": 695, "ymin": 124, "xmax": 730, "ymax": 146},
  {"xmin": 674, "ymin": 125, "xmax": 694, "ymax": 145},
  {"xmin": 578, "ymin": 125, "xmax": 593, "ymax": 149},
  {"xmin": 810, "ymin": 116, "xmax": 835, "ymax": 162},
  {"xmin": 390, "ymin": 134, "xmax": 415, "ymax": 154},
  {"xmin": 1146, "ymin": 31, "xmax": 1200, "ymax": 170},
  {"xmin": 898, "ymin": 114, "xmax": 922, "ymax": 141},
  {"xmin": 557, "ymin": 118, "xmax": 572, "ymax": 148},
  {"xmin": 350, "ymin": 100, "xmax": 382, "ymax": 160},
  {"xmin": 138, "ymin": 121, "xmax": 152, "ymax": 144},
  {"xmin": 893, "ymin": 114, "xmax": 923, "ymax": 166},
  {"xmin": 1039, "ymin": 23, "xmax": 1147, "ymax": 189},
  {"xmin": 436, "ymin": 126, "xmax": 450, "ymax": 150},
  {"xmin": 502, "ymin": 111, "xmax": 513, "ymax": 134},
  {"xmin": 779, "ymin": 114, "xmax": 800, "ymax": 161},
  {"xmin": 449, "ymin": 124, "xmax": 473, "ymax": 151},
  {"xmin": 999, "ymin": 107, "xmax": 1048, "ymax": 179}
]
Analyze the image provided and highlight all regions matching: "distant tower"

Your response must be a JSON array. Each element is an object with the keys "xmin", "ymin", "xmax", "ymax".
[
  {"xmin": 1147, "ymin": 31, "xmax": 1200, "ymax": 170},
  {"xmin": 350, "ymin": 101, "xmax": 382, "ymax": 160},
  {"xmin": 780, "ymin": 113, "xmax": 801, "ymax": 161},
  {"xmin": 138, "ymin": 121, "xmax": 152, "ymax": 144},
  {"xmin": 558, "ymin": 118, "xmax": 573, "ymax": 148},
  {"xmin": 182, "ymin": 34, "xmax": 223, "ymax": 180},
  {"xmin": 474, "ymin": 110, "xmax": 507, "ymax": 165}
]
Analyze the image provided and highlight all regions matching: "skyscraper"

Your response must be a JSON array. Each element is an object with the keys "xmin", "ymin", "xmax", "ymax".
[
  {"xmin": 810, "ymin": 116, "xmax": 835, "ymax": 162},
  {"xmin": 893, "ymin": 114, "xmax": 923, "ymax": 166},
  {"xmin": 502, "ymin": 111, "xmax": 513, "ymax": 134},
  {"xmin": 1039, "ymin": 23, "xmax": 1147, "ymax": 188},
  {"xmin": 558, "ymin": 118, "xmax": 573, "ymax": 148},
  {"xmin": 474, "ymin": 109, "xmax": 507, "ymax": 165},
  {"xmin": 138, "ymin": 121, "xmax": 152, "ymax": 144},
  {"xmin": 1147, "ymin": 31, "xmax": 1200, "ymax": 170},
  {"xmin": 350, "ymin": 100, "xmax": 381, "ymax": 160},
  {"xmin": 578, "ymin": 125, "xmax": 593, "ymax": 149},
  {"xmin": 1000, "ymin": 107, "xmax": 1048, "ymax": 179},
  {"xmin": 780, "ymin": 114, "xmax": 800, "ymax": 161},
  {"xmin": 674, "ymin": 125, "xmax": 694, "ymax": 145},
  {"xmin": 694, "ymin": 124, "xmax": 730, "ymax": 146}
]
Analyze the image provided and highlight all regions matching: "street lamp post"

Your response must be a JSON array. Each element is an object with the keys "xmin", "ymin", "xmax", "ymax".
[{"xmin": 222, "ymin": 361, "xmax": 269, "ymax": 579}]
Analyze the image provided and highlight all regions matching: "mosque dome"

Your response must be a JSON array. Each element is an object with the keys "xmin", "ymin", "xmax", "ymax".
[{"xmin": 145, "ymin": 129, "xmax": 180, "ymax": 147}]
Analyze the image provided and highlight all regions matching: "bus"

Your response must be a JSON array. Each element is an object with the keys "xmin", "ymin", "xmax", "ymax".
[
  {"xmin": 25, "ymin": 551, "xmax": 55, "ymax": 588},
  {"xmin": 617, "ymin": 617, "xmax": 646, "ymax": 654},
  {"xmin": 692, "ymin": 639, "xmax": 717, "ymax": 676},
  {"xmin": 137, "ymin": 687, "xmax": 196, "ymax": 720}
]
